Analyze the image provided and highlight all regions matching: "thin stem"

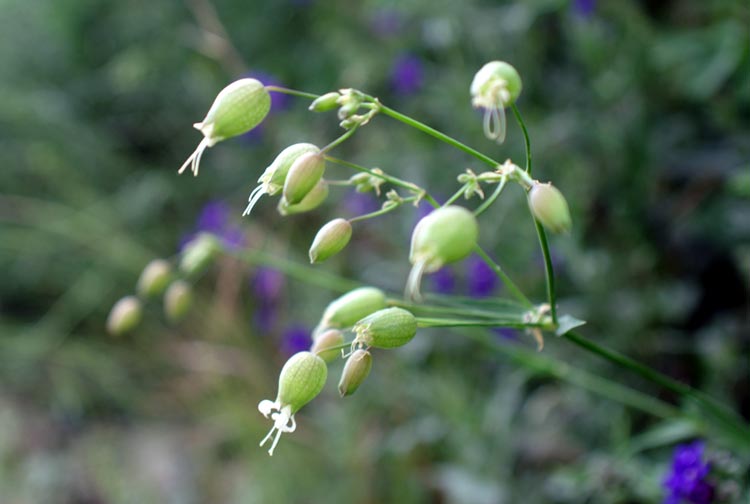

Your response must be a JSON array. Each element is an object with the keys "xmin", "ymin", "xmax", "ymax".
[
  {"xmin": 473, "ymin": 246, "xmax": 533, "ymax": 308},
  {"xmin": 264, "ymin": 86, "xmax": 319, "ymax": 101},
  {"xmin": 324, "ymin": 180, "xmax": 354, "ymax": 186},
  {"xmin": 564, "ymin": 330, "xmax": 750, "ymax": 448},
  {"xmin": 379, "ymin": 105, "xmax": 500, "ymax": 168},
  {"xmin": 510, "ymin": 104, "xmax": 557, "ymax": 323},
  {"xmin": 349, "ymin": 200, "xmax": 413, "ymax": 223},
  {"xmin": 510, "ymin": 104, "xmax": 532, "ymax": 175},
  {"xmin": 442, "ymin": 186, "xmax": 466, "ymax": 207},
  {"xmin": 474, "ymin": 177, "xmax": 508, "ymax": 217},
  {"xmin": 321, "ymin": 126, "xmax": 358, "ymax": 154},
  {"xmin": 417, "ymin": 317, "xmax": 545, "ymax": 329}
]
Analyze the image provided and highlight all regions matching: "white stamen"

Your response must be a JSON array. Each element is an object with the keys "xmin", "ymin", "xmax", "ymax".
[
  {"xmin": 178, "ymin": 137, "xmax": 211, "ymax": 176},
  {"xmin": 243, "ymin": 185, "xmax": 267, "ymax": 216},
  {"xmin": 405, "ymin": 258, "xmax": 428, "ymax": 302}
]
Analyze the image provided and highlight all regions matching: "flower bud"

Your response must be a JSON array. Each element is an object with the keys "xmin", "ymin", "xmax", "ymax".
[
  {"xmin": 258, "ymin": 351, "xmax": 327, "ymax": 455},
  {"xmin": 179, "ymin": 233, "xmax": 220, "ymax": 277},
  {"xmin": 283, "ymin": 152, "xmax": 326, "ymax": 205},
  {"xmin": 309, "ymin": 92, "xmax": 341, "ymax": 112},
  {"xmin": 277, "ymin": 180, "xmax": 328, "ymax": 216},
  {"xmin": 136, "ymin": 259, "xmax": 172, "ymax": 298},
  {"xmin": 528, "ymin": 183, "xmax": 572, "ymax": 234},
  {"xmin": 353, "ymin": 307, "xmax": 417, "ymax": 349},
  {"xmin": 470, "ymin": 61, "xmax": 522, "ymax": 143},
  {"xmin": 179, "ymin": 79, "xmax": 271, "ymax": 176},
  {"xmin": 320, "ymin": 287, "xmax": 387, "ymax": 329},
  {"xmin": 309, "ymin": 218, "xmax": 352, "ymax": 263},
  {"xmin": 244, "ymin": 143, "xmax": 320, "ymax": 216},
  {"xmin": 106, "ymin": 296, "xmax": 142, "ymax": 336},
  {"xmin": 164, "ymin": 280, "xmax": 193, "ymax": 323},
  {"xmin": 310, "ymin": 329, "xmax": 344, "ymax": 363},
  {"xmin": 338, "ymin": 349, "xmax": 372, "ymax": 397},
  {"xmin": 407, "ymin": 206, "xmax": 479, "ymax": 301}
]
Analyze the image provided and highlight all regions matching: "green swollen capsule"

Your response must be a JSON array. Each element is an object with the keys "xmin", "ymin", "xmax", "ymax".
[
  {"xmin": 353, "ymin": 307, "xmax": 417, "ymax": 349},
  {"xmin": 277, "ymin": 179, "xmax": 328, "ymax": 216},
  {"xmin": 136, "ymin": 259, "xmax": 172, "ymax": 298},
  {"xmin": 106, "ymin": 296, "xmax": 143, "ymax": 336},
  {"xmin": 164, "ymin": 280, "xmax": 193, "ymax": 323},
  {"xmin": 258, "ymin": 351, "xmax": 328, "ymax": 456},
  {"xmin": 320, "ymin": 287, "xmax": 387, "ymax": 329},
  {"xmin": 179, "ymin": 79, "xmax": 271, "ymax": 176},
  {"xmin": 310, "ymin": 329, "xmax": 344, "ymax": 363},
  {"xmin": 338, "ymin": 349, "xmax": 372, "ymax": 397},
  {"xmin": 245, "ymin": 143, "xmax": 320, "ymax": 217},
  {"xmin": 407, "ymin": 205, "xmax": 479, "ymax": 301},
  {"xmin": 309, "ymin": 218, "xmax": 352, "ymax": 263},
  {"xmin": 283, "ymin": 152, "xmax": 326, "ymax": 205},
  {"xmin": 179, "ymin": 233, "xmax": 220, "ymax": 277},
  {"xmin": 528, "ymin": 183, "xmax": 572, "ymax": 234}
]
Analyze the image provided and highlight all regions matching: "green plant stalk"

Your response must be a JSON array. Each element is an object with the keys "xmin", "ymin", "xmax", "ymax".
[
  {"xmin": 474, "ymin": 177, "xmax": 508, "ymax": 217},
  {"xmin": 473, "ymin": 246, "xmax": 533, "ymax": 308},
  {"xmin": 417, "ymin": 317, "xmax": 546, "ymax": 329},
  {"xmin": 510, "ymin": 105, "xmax": 558, "ymax": 323},
  {"xmin": 265, "ymin": 86, "xmax": 319, "ymax": 101},
  {"xmin": 564, "ymin": 330, "xmax": 750, "ymax": 448},
  {"xmin": 321, "ymin": 126, "xmax": 359, "ymax": 153},
  {"xmin": 348, "ymin": 198, "xmax": 415, "ymax": 223}
]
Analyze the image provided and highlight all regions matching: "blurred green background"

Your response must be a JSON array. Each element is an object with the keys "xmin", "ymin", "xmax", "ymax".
[{"xmin": 1, "ymin": 0, "xmax": 748, "ymax": 502}]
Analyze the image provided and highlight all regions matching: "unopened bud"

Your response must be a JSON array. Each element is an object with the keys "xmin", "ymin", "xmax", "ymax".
[
  {"xmin": 180, "ymin": 233, "xmax": 220, "ymax": 277},
  {"xmin": 106, "ymin": 296, "xmax": 142, "ymax": 336},
  {"xmin": 278, "ymin": 180, "xmax": 328, "ymax": 216},
  {"xmin": 136, "ymin": 259, "xmax": 172, "ymax": 298},
  {"xmin": 310, "ymin": 329, "xmax": 344, "ymax": 362},
  {"xmin": 338, "ymin": 349, "xmax": 372, "ymax": 397},
  {"xmin": 320, "ymin": 287, "xmax": 387, "ymax": 329},
  {"xmin": 180, "ymin": 79, "xmax": 271, "ymax": 176},
  {"xmin": 283, "ymin": 152, "xmax": 326, "ymax": 205},
  {"xmin": 164, "ymin": 280, "xmax": 193, "ymax": 323},
  {"xmin": 353, "ymin": 307, "xmax": 417, "ymax": 349},
  {"xmin": 528, "ymin": 183, "xmax": 572, "ymax": 234},
  {"xmin": 309, "ymin": 92, "xmax": 341, "ymax": 112},
  {"xmin": 309, "ymin": 218, "xmax": 352, "ymax": 263},
  {"xmin": 407, "ymin": 206, "xmax": 479, "ymax": 301}
]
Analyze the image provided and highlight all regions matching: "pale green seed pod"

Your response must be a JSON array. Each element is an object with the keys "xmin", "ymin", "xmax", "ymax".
[
  {"xmin": 309, "ymin": 92, "xmax": 341, "ymax": 112},
  {"xmin": 320, "ymin": 287, "xmax": 387, "ymax": 329},
  {"xmin": 283, "ymin": 152, "xmax": 326, "ymax": 205},
  {"xmin": 407, "ymin": 206, "xmax": 479, "ymax": 301},
  {"xmin": 245, "ymin": 143, "xmax": 320, "ymax": 217},
  {"xmin": 470, "ymin": 61, "xmax": 522, "ymax": 144},
  {"xmin": 179, "ymin": 233, "xmax": 221, "ymax": 277},
  {"xmin": 353, "ymin": 307, "xmax": 417, "ymax": 349},
  {"xmin": 528, "ymin": 183, "xmax": 572, "ymax": 234},
  {"xmin": 338, "ymin": 349, "xmax": 372, "ymax": 397},
  {"xmin": 310, "ymin": 329, "xmax": 344, "ymax": 363},
  {"xmin": 179, "ymin": 79, "xmax": 271, "ymax": 176},
  {"xmin": 309, "ymin": 218, "xmax": 352, "ymax": 263},
  {"xmin": 258, "ymin": 351, "xmax": 328, "ymax": 456},
  {"xmin": 164, "ymin": 280, "xmax": 193, "ymax": 323},
  {"xmin": 106, "ymin": 296, "xmax": 142, "ymax": 336},
  {"xmin": 277, "ymin": 180, "xmax": 328, "ymax": 216},
  {"xmin": 136, "ymin": 259, "xmax": 172, "ymax": 298}
]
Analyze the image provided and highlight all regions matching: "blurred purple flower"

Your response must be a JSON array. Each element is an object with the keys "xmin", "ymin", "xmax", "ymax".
[
  {"xmin": 493, "ymin": 327, "xmax": 519, "ymax": 341},
  {"xmin": 280, "ymin": 325, "xmax": 311, "ymax": 357},
  {"xmin": 342, "ymin": 191, "xmax": 381, "ymax": 217},
  {"xmin": 253, "ymin": 268, "xmax": 285, "ymax": 302},
  {"xmin": 254, "ymin": 304, "xmax": 278, "ymax": 334},
  {"xmin": 390, "ymin": 54, "xmax": 424, "ymax": 96},
  {"xmin": 571, "ymin": 0, "xmax": 596, "ymax": 18},
  {"xmin": 246, "ymin": 70, "xmax": 291, "ymax": 110},
  {"xmin": 663, "ymin": 441, "xmax": 715, "ymax": 504},
  {"xmin": 369, "ymin": 9, "xmax": 404, "ymax": 38},
  {"xmin": 430, "ymin": 267, "xmax": 456, "ymax": 294},
  {"xmin": 180, "ymin": 201, "xmax": 247, "ymax": 251},
  {"xmin": 467, "ymin": 254, "xmax": 497, "ymax": 298}
]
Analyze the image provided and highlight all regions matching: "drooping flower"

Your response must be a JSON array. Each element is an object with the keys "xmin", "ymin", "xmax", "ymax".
[
  {"xmin": 470, "ymin": 61, "xmax": 522, "ymax": 143},
  {"xmin": 663, "ymin": 441, "xmax": 715, "ymax": 504},
  {"xmin": 258, "ymin": 351, "xmax": 327, "ymax": 455}
]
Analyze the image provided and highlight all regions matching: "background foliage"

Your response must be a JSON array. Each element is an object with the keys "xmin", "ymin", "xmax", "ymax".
[{"xmin": 0, "ymin": 0, "xmax": 748, "ymax": 502}]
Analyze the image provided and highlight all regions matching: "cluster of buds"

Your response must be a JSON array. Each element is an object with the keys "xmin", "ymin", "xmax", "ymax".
[
  {"xmin": 258, "ymin": 287, "xmax": 419, "ymax": 455},
  {"xmin": 310, "ymin": 88, "xmax": 381, "ymax": 129}
]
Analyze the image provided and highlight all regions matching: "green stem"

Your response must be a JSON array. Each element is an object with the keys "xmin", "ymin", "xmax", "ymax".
[
  {"xmin": 510, "ymin": 105, "xmax": 558, "ymax": 323},
  {"xmin": 474, "ymin": 177, "xmax": 508, "ymax": 217},
  {"xmin": 321, "ymin": 126, "xmax": 358, "ymax": 153},
  {"xmin": 323, "ymin": 156, "xmax": 432, "ymax": 202},
  {"xmin": 379, "ymin": 105, "xmax": 499, "ymax": 168},
  {"xmin": 473, "ymin": 246, "xmax": 533, "ymax": 308},
  {"xmin": 417, "ymin": 317, "xmax": 545, "ymax": 329},
  {"xmin": 265, "ymin": 86, "xmax": 319, "ymax": 101},
  {"xmin": 510, "ymin": 104, "xmax": 532, "ymax": 175},
  {"xmin": 563, "ymin": 330, "xmax": 750, "ymax": 448},
  {"xmin": 442, "ymin": 186, "xmax": 467, "ymax": 206},
  {"xmin": 349, "ymin": 200, "xmax": 413, "ymax": 223}
]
